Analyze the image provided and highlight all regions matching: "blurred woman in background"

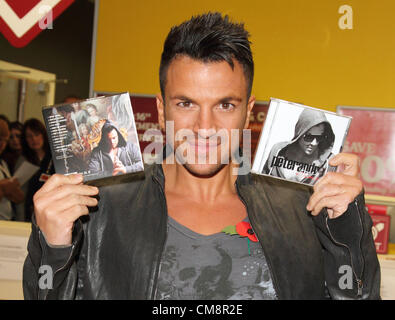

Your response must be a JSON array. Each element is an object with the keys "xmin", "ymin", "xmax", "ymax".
[
  {"xmin": 1, "ymin": 121, "xmax": 28, "ymax": 221},
  {"xmin": 2, "ymin": 121, "xmax": 24, "ymax": 175},
  {"xmin": 22, "ymin": 118, "xmax": 54, "ymax": 221},
  {"xmin": 0, "ymin": 118, "xmax": 24, "ymax": 220}
]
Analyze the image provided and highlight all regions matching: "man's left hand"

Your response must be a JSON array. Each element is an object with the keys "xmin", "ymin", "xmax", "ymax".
[{"xmin": 306, "ymin": 153, "xmax": 363, "ymax": 219}]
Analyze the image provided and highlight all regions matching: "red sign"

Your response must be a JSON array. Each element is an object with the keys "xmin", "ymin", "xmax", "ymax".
[
  {"xmin": 370, "ymin": 214, "xmax": 391, "ymax": 254},
  {"xmin": 249, "ymin": 101, "xmax": 269, "ymax": 159},
  {"xmin": 338, "ymin": 107, "xmax": 395, "ymax": 198},
  {"xmin": 129, "ymin": 95, "xmax": 162, "ymax": 160},
  {"xmin": 0, "ymin": 0, "xmax": 74, "ymax": 48},
  {"xmin": 366, "ymin": 204, "xmax": 388, "ymax": 216}
]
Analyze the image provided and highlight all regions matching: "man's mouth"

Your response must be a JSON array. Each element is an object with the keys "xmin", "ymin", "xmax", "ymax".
[{"xmin": 187, "ymin": 137, "xmax": 221, "ymax": 152}]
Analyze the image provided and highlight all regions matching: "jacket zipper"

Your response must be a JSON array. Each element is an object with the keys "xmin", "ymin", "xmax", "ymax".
[
  {"xmin": 39, "ymin": 230, "xmax": 76, "ymax": 300},
  {"xmin": 324, "ymin": 199, "xmax": 364, "ymax": 297},
  {"xmin": 235, "ymin": 180, "xmax": 280, "ymax": 300},
  {"xmin": 151, "ymin": 174, "xmax": 169, "ymax": 300}
]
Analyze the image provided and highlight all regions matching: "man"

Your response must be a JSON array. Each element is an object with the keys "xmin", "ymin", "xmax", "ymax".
[
  {"xmin": 263, "ymin": 108, "xmax": 335, "ymax": 185},
  {"xmin": 88, "ymin": 120, "xmax": 143, "ymax": 177},
  {"xmin": 23, "ymin": 13, "xmax": 379, "ymax": 299}
]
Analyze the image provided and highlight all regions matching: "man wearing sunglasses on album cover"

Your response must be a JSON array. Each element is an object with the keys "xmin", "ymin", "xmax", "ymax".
[{"xmin": 263, "ymin": 109, "xmax": 336, "ymax": 185}]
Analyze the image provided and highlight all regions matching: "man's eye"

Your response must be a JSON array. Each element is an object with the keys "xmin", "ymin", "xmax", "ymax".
[
  {"xmin": 177, "ymin": 101, "xmax": 192, "ymax": 108},
  {"xmin": 218, "ymin": 103, "xmax": 235, "ymax": 111}
]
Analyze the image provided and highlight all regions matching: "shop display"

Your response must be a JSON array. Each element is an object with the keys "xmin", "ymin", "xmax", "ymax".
[{"xmin": 366, "ymin": 204, "xmax": 391, "ymax": 254}]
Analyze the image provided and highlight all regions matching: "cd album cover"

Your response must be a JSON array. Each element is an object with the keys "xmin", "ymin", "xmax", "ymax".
[
  {"xmin": 42, "ymin": 93, "xmax": 144, "ymax": 186},
  {"xmin": 251, "ymin": 98, "xmax": 352, "ymax": 186}
]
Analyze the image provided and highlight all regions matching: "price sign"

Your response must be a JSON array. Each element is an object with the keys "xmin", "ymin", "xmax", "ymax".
[{"xmin": 337, "ymin": 106, "xmax": 395, "ymax": 197}]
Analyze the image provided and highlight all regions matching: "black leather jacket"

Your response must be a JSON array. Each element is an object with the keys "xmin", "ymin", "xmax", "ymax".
[{"xmin": 23, "ymin": 163, "xmax": 380, "ymax": 299}]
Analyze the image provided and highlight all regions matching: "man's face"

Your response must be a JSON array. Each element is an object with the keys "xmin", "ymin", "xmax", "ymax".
[
  {"xmin": 107, "ymin": 129, "xmax": 119, "ymax": 149},
  {"xmin": 157, "ymin": 55, "xmax": 255, "ymax": 176},
  {"xmin": 298, "ymin": 123, "xmax": 325, "ymax": 156},
  {"xmin": 88, "ymin": 106, "xmax": 97, "ymax": 117}
]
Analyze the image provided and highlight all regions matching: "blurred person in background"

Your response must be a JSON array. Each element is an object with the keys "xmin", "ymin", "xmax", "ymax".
[
  {"xmin": 0, "ymin": 115, "xmax": 10, "ymax": 128},
  {"xmin": 0, "ymin": 118, "xmax": 24, "ymax": 220},
  {"xmin": 22, "ymin": 118, "xmax": 54, "ymax": 222},
  {"xmin": 2, "ymin": 121, "xmax": 24, "ymax": 174},
  {"xmin": 63, "ymin": 94, "xmax": 81, "ymax": 104},
  {"xmin": 2, "ymin": 121, "xmax": 28, "ymax": 221}
]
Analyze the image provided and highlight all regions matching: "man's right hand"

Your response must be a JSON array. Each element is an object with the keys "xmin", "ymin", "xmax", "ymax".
[{"xmin": 33, "ymin": 174, "xmax": 99, "ymax": 246}]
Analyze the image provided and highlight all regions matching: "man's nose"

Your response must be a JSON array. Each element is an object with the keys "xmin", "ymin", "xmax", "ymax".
[
  {"xmin": 310, "ymin": 138, "xmax": 319, "ymax": 146},
  {"xmin": 193, "ymin": 107, "xmax": 216, "ymax": 137}
]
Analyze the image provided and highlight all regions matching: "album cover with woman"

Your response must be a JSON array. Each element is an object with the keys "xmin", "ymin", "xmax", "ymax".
[
  {"xmin": 251, "ymin": 98, "xmax": 352, "ymax": 186},
  {"xmin": 42, "ymin": 92, "xmax": 144, "ymax": 186}
]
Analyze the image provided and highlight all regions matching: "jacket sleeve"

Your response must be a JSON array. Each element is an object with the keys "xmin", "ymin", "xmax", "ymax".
[
  {"xmin": 124, "ymin": 142, "xmax": 144, "ymax": 173},
  {"xmin": 88, "ymin": 149, "xmax": 102, "ymax": 174},
  {"xmin": 23, "ymin": 215, "xmax": 83, "ymax": 300},
  {"xmin": 312, "ymin": 191, "xmax": 381, "ymax": 299}
]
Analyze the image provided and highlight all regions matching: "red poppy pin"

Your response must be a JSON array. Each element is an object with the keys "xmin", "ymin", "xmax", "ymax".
[{"xmin": 222, "ymin": 221, "xmax": 258, "ymax": 242}]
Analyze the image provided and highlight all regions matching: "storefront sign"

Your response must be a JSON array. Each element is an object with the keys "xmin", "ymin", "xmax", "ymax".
[{"xmin": 0, "ymin": 0, "xmax": 74, "ymax": 48}]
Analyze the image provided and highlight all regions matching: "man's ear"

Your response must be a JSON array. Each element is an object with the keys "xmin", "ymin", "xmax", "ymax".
[
  {"xmin": 156, "ymin": 93, "xmax": 165, "ymax": 131},
  {"xmin": 244, "ymin": 95, "xmax": 256, "ymax": 129}
]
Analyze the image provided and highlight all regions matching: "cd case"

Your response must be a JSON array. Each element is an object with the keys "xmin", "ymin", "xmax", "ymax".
[
  {"xmin": 251, "ymin": 98, "xmax": 352, "ymax": 186},
  {"xmin": 42, "ymin": 92, "xmax": 144, "ymax": 186}
]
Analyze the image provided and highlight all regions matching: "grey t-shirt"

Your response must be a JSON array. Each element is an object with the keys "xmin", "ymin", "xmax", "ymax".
[{"xmin": 155, "ymin": 216, "xmax": 277, "ymax": 300}]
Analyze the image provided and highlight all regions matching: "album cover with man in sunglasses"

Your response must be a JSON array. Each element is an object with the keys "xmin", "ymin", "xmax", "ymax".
[{"xmin": 251, "ymin": 98, "xmax": 352, "ymax": 186}]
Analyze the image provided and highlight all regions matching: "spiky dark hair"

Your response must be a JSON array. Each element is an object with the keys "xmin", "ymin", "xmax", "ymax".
[{"xmin": 159, "ymin": 12, "xmax": 254, "ymax": 99}]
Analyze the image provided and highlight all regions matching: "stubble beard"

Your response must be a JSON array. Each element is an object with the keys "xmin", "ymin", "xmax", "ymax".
[
  {"xmin": 182, "ymin": 161, "xmax": 228, "ymax": 178},
  {"xmin": 174, "ymin": 140, "xmax": 233, "ymax": 178}
]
